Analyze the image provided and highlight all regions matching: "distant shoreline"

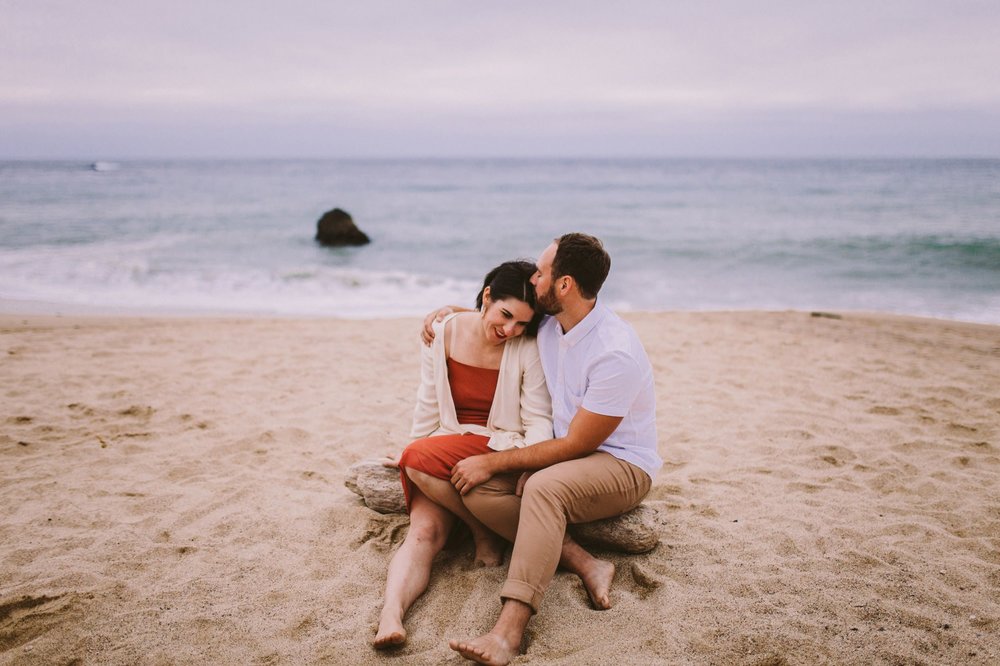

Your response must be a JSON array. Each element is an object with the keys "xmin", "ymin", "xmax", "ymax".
[
  {"xmin": 4, "ymin": 156, "xmax": 1000, "ymax": 163},
  {"xmin": 2, "ymin": 297, "xmax": 997, "ymax": 331}
]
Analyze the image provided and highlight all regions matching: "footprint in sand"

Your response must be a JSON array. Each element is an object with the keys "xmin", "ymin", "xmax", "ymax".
[
  {"xmin": 0, "ymin": 594, "xmax": 78, "ymax": 654},
  {"xmin": 118, "ymin": 405, "xmax": 155, "ymax": 419},
  {"xmin": 629, "ymin": 563, "xmax": 662, "ymax": 599},
  {"xmin": 353, "ymin": 516, "xmax": 407, "ymax": 551}
]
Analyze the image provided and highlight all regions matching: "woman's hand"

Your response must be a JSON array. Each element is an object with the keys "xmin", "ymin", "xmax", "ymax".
[
  {"xmin": 421, "ymin": 306, "xmax": 459, "ymax": 345},
  {"xmin": 380, "ymin": 453, "xmax": 401, "ymax": 468},
  {"xmin": 450, "ymin": 454, "xmax": 496, "ymax": 495}
]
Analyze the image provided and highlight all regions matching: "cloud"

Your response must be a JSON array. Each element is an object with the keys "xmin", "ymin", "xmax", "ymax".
[{"xmin": 2, "ymin": 0, "xmax": 999, "ymax": 156}]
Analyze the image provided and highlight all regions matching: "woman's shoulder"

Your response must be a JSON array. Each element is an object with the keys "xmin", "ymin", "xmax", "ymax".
[
  {"xmin": 433, "ymin": 311, "xmax": 462, "ymax": 329},
  {"xmin": 431, "ymin": 311, "xmax": 464, "ymax": 340},
  {"xmin": 506, "ymin": 333, "xmax": 541, "ymax": 360}
]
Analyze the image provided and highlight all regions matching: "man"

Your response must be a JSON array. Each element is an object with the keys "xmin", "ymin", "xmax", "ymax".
[{"xmin": 427, "ymin": 233, "xmax": 661, "ymax": 666}]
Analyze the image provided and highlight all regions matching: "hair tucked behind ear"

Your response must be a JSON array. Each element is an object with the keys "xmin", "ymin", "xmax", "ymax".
[{"xmin": 475, "ymin": 260, "xmax": 545, "ymax": 337}]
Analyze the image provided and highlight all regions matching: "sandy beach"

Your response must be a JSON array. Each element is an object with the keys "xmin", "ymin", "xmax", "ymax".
[{"xmin": 1, "ymin": 310, "xmax": 998, "ymax": 665}]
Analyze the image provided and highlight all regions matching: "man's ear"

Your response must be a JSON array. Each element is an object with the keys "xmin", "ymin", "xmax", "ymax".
[{"xmin": 558, "ymin": 275, "xmax": 574, "ymax": 295}]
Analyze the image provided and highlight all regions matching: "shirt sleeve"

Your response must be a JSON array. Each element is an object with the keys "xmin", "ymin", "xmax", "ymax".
[{"xmin": 581, "ymin": 350, "xmax": 643, "ymax": 418}]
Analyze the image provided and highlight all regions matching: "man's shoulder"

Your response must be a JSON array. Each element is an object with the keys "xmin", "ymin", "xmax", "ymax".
[
  {"xmin": 586, "ymin": 311, "xmax": 652, "ymax": 380},
  {"xmin": 592, "ymin": 308, "xmax": 641, "ymax": 348}
]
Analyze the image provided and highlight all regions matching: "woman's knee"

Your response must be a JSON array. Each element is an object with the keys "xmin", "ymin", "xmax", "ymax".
[
  {"xmin": 406, "ymin": 506, "xmax": 451, "ymax": 549},
  {"xmin": 406, "ymin": 522, "xmax": 448, "ymax": 550}
]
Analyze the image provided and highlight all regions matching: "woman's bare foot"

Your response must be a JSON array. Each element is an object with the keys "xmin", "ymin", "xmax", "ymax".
[
  {"xmin": 449, "ymin": 633, "xmax": 517, "ymax": 665},
  {"xmin": 373, "ymin": 614, "xmax": 406, "ymax": 649},
  {"xmin": 472, "ymin": 532, "xmax": 505, "ymax": 567},
  {"xmin": 577, "ymin": 558, "xmax": 615, "ymax": 610}
]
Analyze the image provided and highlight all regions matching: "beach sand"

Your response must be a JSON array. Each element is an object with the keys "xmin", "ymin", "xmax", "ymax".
[{"xmin": 1, "ymin": 311, "xmax": 998, "ymax": 665}]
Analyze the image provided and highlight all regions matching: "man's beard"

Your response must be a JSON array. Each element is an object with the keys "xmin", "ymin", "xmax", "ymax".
[{"xmin": 537, "ymin": 282, "xmax": 562, "ymax": 315}]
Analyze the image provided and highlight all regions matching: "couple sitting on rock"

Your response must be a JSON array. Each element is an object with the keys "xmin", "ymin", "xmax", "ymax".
[{"xmin": 375, "ymin": 232, "xmax": 661, "ymax": 666}]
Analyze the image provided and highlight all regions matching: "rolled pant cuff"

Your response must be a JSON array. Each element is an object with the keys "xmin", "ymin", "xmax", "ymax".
[{"xmin": 500, "ymin": 579, "xmax": 544, "ymax": 614}]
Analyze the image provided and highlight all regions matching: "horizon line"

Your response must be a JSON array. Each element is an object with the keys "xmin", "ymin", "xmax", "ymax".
[{"xmin": 3, "ymin": 154, "xmax": 1000, "ymax": 162}]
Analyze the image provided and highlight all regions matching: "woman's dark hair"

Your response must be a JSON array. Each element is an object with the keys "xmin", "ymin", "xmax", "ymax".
[{"xmin": 475, "ymin": 260, "xmax": 545, "ymax": 337}]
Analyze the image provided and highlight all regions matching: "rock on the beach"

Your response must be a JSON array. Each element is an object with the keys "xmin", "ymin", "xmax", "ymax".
[
  {"xmin": 315, "ymin": 208, "xmax": 371, "ymax": 246},
  {"xmin": 344, "ymin": 460, "xmax": 660, "ymax": 553},
  {"xmin": 568, "ymin": 504, "xmax": 660, "ymax": 554},
  {"xmin": 345, "ymin": 460, "xmax": 406, "ymax": 514}
]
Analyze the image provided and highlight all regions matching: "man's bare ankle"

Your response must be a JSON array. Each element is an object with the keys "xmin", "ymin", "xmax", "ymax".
[{"xmin": 494, "ymin": 599, "xmax": 532, "ymax": 643}]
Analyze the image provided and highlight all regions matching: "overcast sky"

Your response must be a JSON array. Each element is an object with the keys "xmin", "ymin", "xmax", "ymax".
[{"xmin": 2, "ymin": 0, "xmax": 998, "ymax": 158}]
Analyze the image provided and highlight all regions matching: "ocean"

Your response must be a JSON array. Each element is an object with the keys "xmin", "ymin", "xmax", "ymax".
[{"xmin": 1, "ymin": 159, "xmax": 998, "ymax": 323}]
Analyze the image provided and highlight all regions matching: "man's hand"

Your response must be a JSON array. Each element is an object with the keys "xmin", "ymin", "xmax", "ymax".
[
  {"xmin": 421, "ymin": 307, "xmax": 456, "ymax": 345},
  {"xmin": 449, "ymin": 409, "xmax": 624, "ymax": 496},
  {"xmin": 451, "ymin": 454, "xmax": 496, "ymax": 495}
]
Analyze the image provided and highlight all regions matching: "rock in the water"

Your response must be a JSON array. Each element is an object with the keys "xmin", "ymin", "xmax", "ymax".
[
  {"xmin": 315, "ymin": 208, "xmax": 370, "ymax": 246},
  {"xmin": 344, "ymin": 459, "xmax": 659, "ymax": 552},
  {"xmin": 568, "ymin": 504, "xmax": 660, "ymax": 553}
]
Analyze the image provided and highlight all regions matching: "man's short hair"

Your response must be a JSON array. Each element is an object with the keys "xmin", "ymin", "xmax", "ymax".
[{"xmin": 552, "ymin": 232, "xmax": 611, "ymax": 299}]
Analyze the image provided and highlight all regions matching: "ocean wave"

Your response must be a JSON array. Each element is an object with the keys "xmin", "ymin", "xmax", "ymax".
[
  {"xmin": 813, "ymin": 235, "xmax": 1000, "ymax": 272},
  {"xmin": 0, "ymin": 231, "xmax": 200, "ymax": 257},
  {"xmin": 0, "ymin": 253, "xmax": 478, "ymax": 317}
]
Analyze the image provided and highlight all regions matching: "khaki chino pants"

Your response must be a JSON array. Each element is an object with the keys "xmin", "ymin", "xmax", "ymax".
[{"xmin": 463, "ymin": 451, "xmax": 651, "ymax": 612}]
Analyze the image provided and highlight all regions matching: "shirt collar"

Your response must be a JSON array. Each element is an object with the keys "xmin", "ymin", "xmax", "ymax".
[{"xmin": 557, "ymin": 301, "xmax": 607, "ymax": 348}]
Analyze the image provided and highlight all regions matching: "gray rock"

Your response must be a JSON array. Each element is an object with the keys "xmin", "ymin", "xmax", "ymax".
[
  {"xmin": 346, "ymin": 460, "xmax": 406, "ymax": 514},
  {"xmin": 568, "ymin": 504, "xmax": 660, "ymax": 554},
  {"xmin": 315, "ymin": 208, "xmax": 371, "ymax": 247},
  {"xmin": 344, "ymin": 460, "xmax": 659, "ymax": 553}
]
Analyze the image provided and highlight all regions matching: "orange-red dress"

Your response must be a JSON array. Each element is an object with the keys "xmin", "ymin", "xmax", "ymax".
[{"xmin": 398, "ymin": 358, "xmax": 500, "ymax": 511}]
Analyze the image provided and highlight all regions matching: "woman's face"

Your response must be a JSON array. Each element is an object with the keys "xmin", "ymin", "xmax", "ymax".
[{"xmin": 481, "ymin": 294, "xmax": 535, "ymax": 345}]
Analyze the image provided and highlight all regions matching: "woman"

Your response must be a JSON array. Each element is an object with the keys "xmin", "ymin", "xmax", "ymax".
[{"xmin": 374, "ymin": 260, "xmax": 552, "ymax": 649}]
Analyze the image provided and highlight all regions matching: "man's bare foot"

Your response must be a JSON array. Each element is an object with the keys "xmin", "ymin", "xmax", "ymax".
[
  {"xmin": 449, "ymin": 633, "xmax": 518, "ymax": 665},
  {"xmin": 578, "ymin": 558, "xmax": 615, "ymax": 610},
  {"xmin": 472, "ymin": 533, "xmax": 505, "ymax": 567},
  {"xmin": 373, "ymin": 616, "xmax": 406, "ymax": 649}
]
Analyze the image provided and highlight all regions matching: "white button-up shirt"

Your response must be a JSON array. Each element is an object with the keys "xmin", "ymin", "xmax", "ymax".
[{"xmin": 536, "ymin": 303, "xmax": 661, "ymax": 479}]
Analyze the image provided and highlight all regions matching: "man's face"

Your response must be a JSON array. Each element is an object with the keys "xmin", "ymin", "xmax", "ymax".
[{"xmin": 532, "ymin": 242, "xmax": 562, "ymax": 315}]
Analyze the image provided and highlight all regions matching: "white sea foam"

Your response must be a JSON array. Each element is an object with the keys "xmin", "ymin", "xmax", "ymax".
[{"xmin": 0, "ymin": 242, "xmax": 478, "ymax": 318}]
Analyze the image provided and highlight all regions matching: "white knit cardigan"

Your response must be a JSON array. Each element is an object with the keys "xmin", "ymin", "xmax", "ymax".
[{"xmin": 409, "ymin": 313, "xmax": 553, "ymax": 450}]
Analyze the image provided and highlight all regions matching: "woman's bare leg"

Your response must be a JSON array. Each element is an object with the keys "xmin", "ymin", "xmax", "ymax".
[
  {"xmin": 405, "ymin": 467, "xmax": 505, "ymax": 566},
  {"xmin": 374, "ymin": 488, "xmax": 455, "ymax": 648}
]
